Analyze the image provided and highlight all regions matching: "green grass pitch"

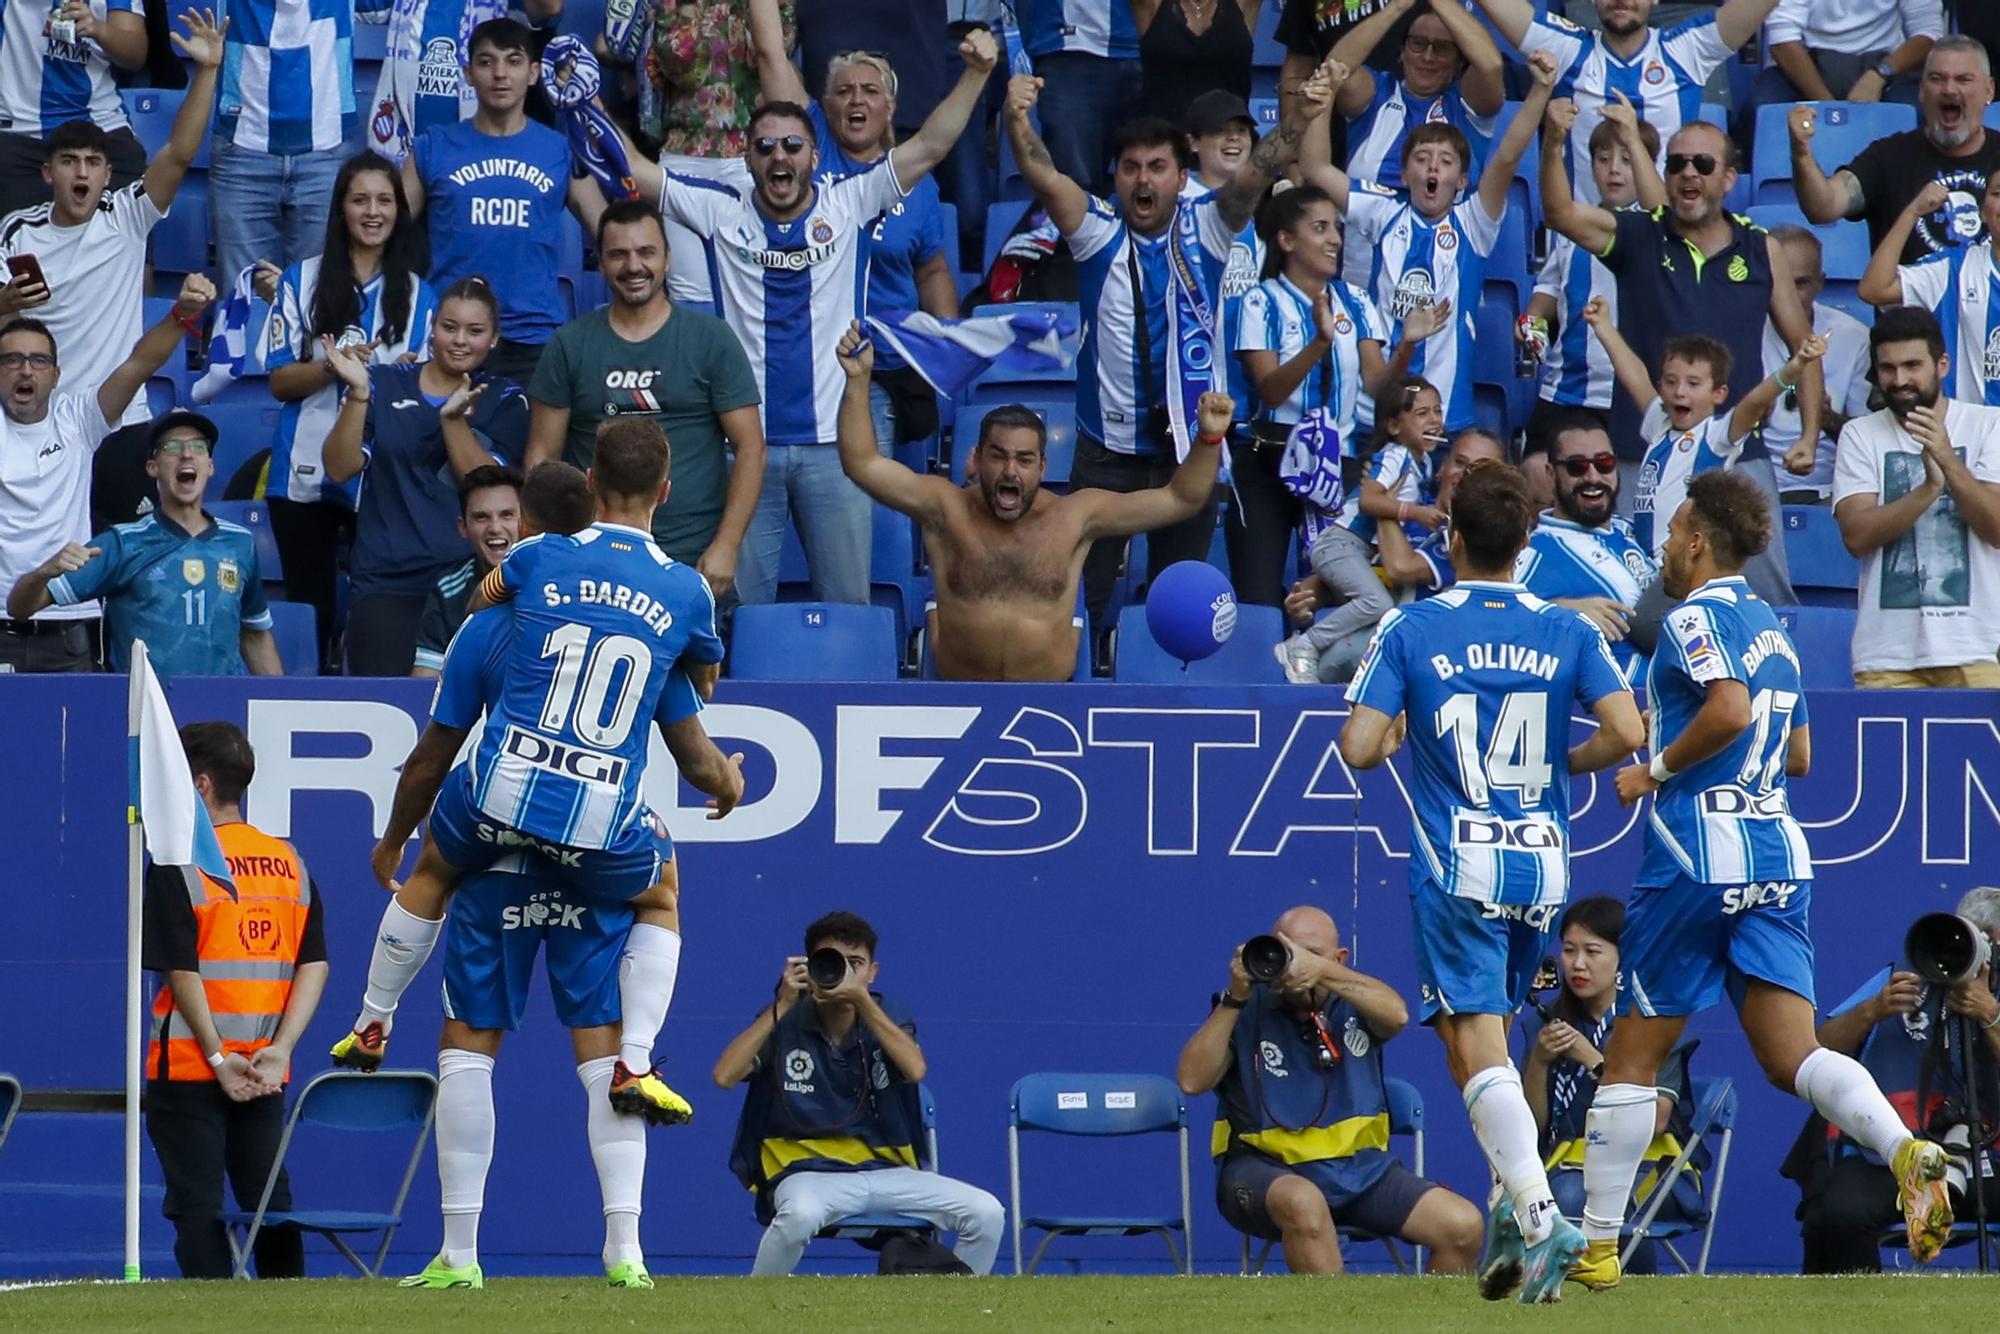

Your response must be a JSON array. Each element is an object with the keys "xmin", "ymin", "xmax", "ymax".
[{"xmin": 4, "ymin": 1275, "xmax": 1992, "ymax": 1332}]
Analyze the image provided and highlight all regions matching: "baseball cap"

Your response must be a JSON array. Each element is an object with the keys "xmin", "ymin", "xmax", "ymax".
[
  {"xmin": 148, "ymin": 408, "xmax": 219, "ymax": 453},
  {"xmin": 1184, "ymin": 90, "xmax": 1257, "ymax": 139}
]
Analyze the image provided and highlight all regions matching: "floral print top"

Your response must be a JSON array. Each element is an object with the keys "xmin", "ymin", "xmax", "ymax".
[{"xmin": 644, "ymin": 0, "xmax": 797, "ymax": 156}]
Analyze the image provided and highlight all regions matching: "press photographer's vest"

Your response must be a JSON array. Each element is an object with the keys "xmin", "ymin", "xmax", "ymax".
[
  {"xmin": 1845, "ymin": 983, "xmax": 2000, "ymax": 1167},
  {"xmin": 1214, "ymin": 988, "xmax": 1391, "ymax": 1198},
  {"xmin": 742, "ymin": 997, "xmax": 922, "ymax": 1192},
  {"xmin": 146, "ymin": 823, "xmax": 312, "ymax": 1083}
]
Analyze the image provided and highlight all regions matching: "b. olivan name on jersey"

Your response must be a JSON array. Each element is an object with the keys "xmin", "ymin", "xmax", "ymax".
[
  {"xmin": 540, "ymin": 579, "xmax": 677, "ymax": 637},
  {"xmin": 500, "ymin": 724, "xmax": 629, "ymax": 788},
  {"xmin": 1451, "ymin": 812, "xmax": 1564, "ymax": 852},
  {"xmin": 1428, "ymin": 643, "xmax": 1562, "ymax": 681}
]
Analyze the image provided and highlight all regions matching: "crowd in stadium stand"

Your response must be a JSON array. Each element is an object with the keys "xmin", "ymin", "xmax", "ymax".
[{"xmin": 0, "ymin": 0, "xmax": 1992, "ymax": 689}]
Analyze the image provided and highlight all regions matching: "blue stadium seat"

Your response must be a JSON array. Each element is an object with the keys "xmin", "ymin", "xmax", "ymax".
[
  {"xmin": 201, "ymin": 380, "xmax": 282, "ymax": 500},
  {"xmin": 1772, "ymin": 605, "xmax": 1856, "ymax": 690},
  {"xmin": 1472, "ymin": 295, "xmax": 1533, "ymax": 430},
  {"xmin": 1781, "ymin": 504, "xmax": 1861, "ymax": 607},
  {"xmin": 997, "ymin": 126, "xmax": 1031, "ymax": 202},
  {"xmin": 1251, "ymin": 0, "xmax": 1284, "ymax": 69},
  {"xmin": 265, "ymin": 600, "xmax": 318, "ymax": 676},
  {"xmin": 1113, "ymin": 602, "xmax": 1286, "ymax": 683},
  {"xmin": 1490, "ymin": 100, "xmax": 1542, "ymax": 242},
  {"xmin": 150, "ymin": 174, "xmax": 210, "ymax": 280},
  {"xmin": 730, "ymin": 603, "xmax": 900, "ymax": 681},
  {"xmin": 869, "ymin": 502, "xmax": 926, "ymax": 648},
  {"xmin": 120, "ymin": 88, "xmax": 210, "ymax": 169},
  {"xmin": 981, "ymin": 199, "xmax": 1034, "ymax": 279},
  {"xmin": 1752, "ymin": 102, "xmax": 1915, "ymax": 206},
  {"xmin": 1742, "ymin": 205, "xmax": 1870, "ymax": 282},
  {"xmin": 1250, "ymin": 98, "xmax": 1278, "ymax": 136},
  {"xmin": 351, "ymin": 19, "xmax": 388, "ymax": 61},
  {"xmin": 142, "ymin": 297, "xmax": 188, "ymax": 415},
  {"xmin": 938, "ymin": 200, "xmax": 964, "ymax": 290},
  {"xmin": 1486, "ymin": 200, "xmax": 1531, "ymax": 319},
  {"xmin": 208, "ymin": 499, "xmax": 284, "ymax": 586}
]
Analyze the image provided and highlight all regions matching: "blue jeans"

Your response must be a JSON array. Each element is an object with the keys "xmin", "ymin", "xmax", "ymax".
[
  {"xmin": 733, "ymin": 444, "xmax": 872, "ymax": 606},
  {"xmin": 1033, "ymin": 53, "xmax": 1140, "ymax": 194},
  {"xmin": 208, "ymin": 142, "xmax": 348, "ymax": 286}
]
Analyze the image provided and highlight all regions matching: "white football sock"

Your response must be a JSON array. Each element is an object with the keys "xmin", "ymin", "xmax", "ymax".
[
  {"xmin": 356, "ymin": 900, "xmax": 444, "ymax": 1034},
  {"xmin": 1581, "ymin": 1083, "xmax": 1658, "ymax": 1242},
  {"xmin": 617, "ymin": 924, "xmax": 682, "ymax": 1071},
  {"xmin": 1795, "ymin": 1046, "xmax": 1910, "ymax": 1160},
  {"xmin": 580, "ymin": 1055, "xmax": 647, "ymax": 1268},
  {"xmin": 1463, "ymin": 1063, "xmax": 1561, "ymax": 1247},
  {"xmin": 435, "ymin": 1048, "xmax": 495, "ymax": 1269}
]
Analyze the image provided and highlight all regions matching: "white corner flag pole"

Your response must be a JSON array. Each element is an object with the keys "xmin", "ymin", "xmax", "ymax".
[{"xmin": 124, "ymin": 641, "xmax": 146, "ymax": 1283}]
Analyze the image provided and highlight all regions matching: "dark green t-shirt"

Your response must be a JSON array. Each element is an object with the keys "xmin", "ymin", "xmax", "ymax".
[{"xmin": 529, "ymin": 305, "xmax": 760, "ymax": 562}]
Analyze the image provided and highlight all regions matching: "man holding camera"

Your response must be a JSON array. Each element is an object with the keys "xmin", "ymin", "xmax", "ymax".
[
  {"xmin": 714, "ymin": 911, "xmax": 1004, "ymax": 1277},
  {"xmin": 1788, "ymin": 887, "xmax": 2000, "ymax": 1273},
  {"xmin": 1177, "ymin": 906, "xmax": 1484, "ymax": 1276}
]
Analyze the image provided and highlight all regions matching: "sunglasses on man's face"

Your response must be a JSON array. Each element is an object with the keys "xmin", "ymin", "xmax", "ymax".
[
  {"xmin": 752, "ymin": 135, "xmax": 808, "ymax": 157},
  {"xmin": 1557, "ymin": 452, "xmax": 1618, "ymax": 477},
  {"xmin": 1665, "ymin": 153, "xmax": 1719, "ymax": 177}
]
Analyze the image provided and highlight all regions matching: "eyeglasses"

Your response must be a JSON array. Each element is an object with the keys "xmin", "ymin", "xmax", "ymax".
[
  {"xmin": 156, "ymin": 437, "xmax": 212, "ymax": 457},
  {"xmin": 1405, "ymin": 34, "xmax": 1459, "ymax": 57},
  {"xmin": 1665, "ymin": 153, "xmax": 1719, "ymax": 177},
  {"xmin": 0, "ymin": 351, "xmax": 54, "ymax": 371},
  {"xmin": 751, "ymin": 134, "xmax": 808, "ymax": 157},
  {"xmin": 1557, "ymin": 452, "xmax": 1618, "ymax": 477}
]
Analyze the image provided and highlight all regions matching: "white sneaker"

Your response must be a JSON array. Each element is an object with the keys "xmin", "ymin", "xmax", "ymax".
[{"xmin": 1275, "ymin": 636, "xmax": 1319, "ymax": 685}]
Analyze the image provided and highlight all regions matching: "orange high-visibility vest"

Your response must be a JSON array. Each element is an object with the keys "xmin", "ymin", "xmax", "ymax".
[{"xmin": 147, "ymin": 822, "xmax": 313, "ymax": 1083}]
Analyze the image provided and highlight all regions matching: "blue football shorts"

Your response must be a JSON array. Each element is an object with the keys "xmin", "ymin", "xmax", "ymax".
[
  {"xmin": 1621, "ymin": 874, "xmax": 1816, "ymax": 1017},
  {"xmin": 428, "ymin": 763, "xmax": 670, "ymax": 902},
  {"xmin": 1409, "ymin": 884, "xmax": 1559, "ymax": 1023},
  {"xmin": 441, "ymin": 864, "xmax": 637, "ymax": 1031}
]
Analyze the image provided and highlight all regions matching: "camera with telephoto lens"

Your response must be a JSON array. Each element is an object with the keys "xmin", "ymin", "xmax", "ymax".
[
  {"xmin": 1906, "ymin": 913, "xmax": 1995, "ymax": 985},
  {"xmin": 1241, "ymin": 935, "xmax": 1290, "ymax": 985},
  {"xmin": 807, "ymin": 947, "xmax": 849, "ymax": 990}
]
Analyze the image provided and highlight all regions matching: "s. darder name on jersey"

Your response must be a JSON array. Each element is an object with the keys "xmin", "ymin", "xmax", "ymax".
[
  {"xmin": 541, "ymin": 580, "xmax": 678, "ymax": 636},
  {"xmin": 1428, "ymin": 644, "xmax": 1561, "ymax": 681}
]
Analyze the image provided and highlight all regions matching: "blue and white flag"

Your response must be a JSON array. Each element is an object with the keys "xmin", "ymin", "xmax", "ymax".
[
  {"xmin": 864, "ymin": 308, "xmax": 1077, "ymax": 400},
  {"xmin": 191, "ymin": 264, "xmax": 272, "ymax": 405},
  {"xmin": 542, "ymin": 37, "xmax": 639, "ymax": 204},
  {"xmin": 129, "ymin": 641, "xmax": 234, "ymax": 897}
]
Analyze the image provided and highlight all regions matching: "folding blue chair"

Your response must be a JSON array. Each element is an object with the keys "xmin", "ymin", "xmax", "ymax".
[
  {"xmin": 1240, "ymin": 1077, "xmax": 1427, "ymax": 1275},
  {"xmin": 222, "ymin": 1070, "xmax": 436, "ymax": 1278},
  {"xmin": 121, "ymin": 88, "xmax": 211, "ymax": 168},
  {"xmin": 266, "ymin": 600, "xmax": 319, "ymax": 676},
  {"xmin": 1753, "ymin": 103, "xmax": 1916, "ymax": 206},
  {"xmin": 813, "ymin": 1084, "xmax": 944, "ymax": 1248},
  {"xmin": 0, "ymin": 1073, "xmax": 19, "ymax": 1155},
  {"xmin": 1113, "ymin": 601, "xmax": 1287, "ymax": 684},
  {"xmin": 982, "ymin": 200, "xmax": 1035, "ymax": 278},
  {"xmin": 151, "ymin": 173, "xmax": 211, "ymax": 280},
  {"xmin": 1622, "ymin": 1075, "xmax": 1736, "ymax": 1276},
  {"xmin": 202, "ymin": 381, "xmax": 283, "ymax": 498},
  {"xmin": 1781, "ymin": 504, "xmax": 1861, "ymax": 607},
  {"xmin": 1772, "ymin": 606, "xmax": 1857, "ymax": 689},
  {"xmin": 730, "ymin": 603, "xmax": 900, "ymax": 681},
  {"xmin": 1008, "ymin": 1072, "xmax": 1193, "ymax": 1275},
  {"xmin": 208, "ymin": 499, "xmax": 284, "ymax": 587},
  {"xmin": 1743, "ymin": 207, "xmax": 1871, "ymax": 284}
]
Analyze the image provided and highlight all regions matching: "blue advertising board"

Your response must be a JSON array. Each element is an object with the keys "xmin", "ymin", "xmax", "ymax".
[{"xmin": 2, "ymin": 678, "xmax": 1997, "ymax": 1276}]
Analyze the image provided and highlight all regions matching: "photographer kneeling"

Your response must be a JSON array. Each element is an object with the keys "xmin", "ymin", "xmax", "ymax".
[
  {"xmin": 1787, "ymin": 887, "xmax": 2000, "ymax": 1274},
  {"xmin": 714, "ymin": 912, "xmax": 1004, "ymax": 1277},
  {"xmin": 1177, "ymin": 906, "xmax": 1482, "ymax": 1274}
]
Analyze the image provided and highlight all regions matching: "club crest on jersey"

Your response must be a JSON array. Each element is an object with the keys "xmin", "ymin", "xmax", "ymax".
[
  {"xmin": 1334, "ymin": 312, "xmax": 1354, "ymax": 336},
  {"xmin": 1437, "ymin": 226, "xmax": 1458, "ymax": 252},
  {"xmin": 1676, "ymin": 432, "xmax": 1696, "ymax": 453},
  {"xmin": 1643, "ymin": 61, "xmax": 1667, "ymax": 86},
  {"xmin": 1727, "ymin": 255, "xmax": 1749, "ymax": 283},
  {"xmin": 1342, "ymin": 1016, "xmax": 1371, "ymax": 1059},
  {"xmin": 811, "ymin": 218, "xmax": 835, "ymax": 245},
  {"xmin": 218, "ymin": 559, "xmax": 240, "ymax": 593}
]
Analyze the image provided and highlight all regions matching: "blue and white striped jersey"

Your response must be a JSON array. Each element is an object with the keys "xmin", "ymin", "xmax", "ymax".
[
  {"xmin": 471, "ymin": 524, "xmax": 724, "ymax": 850},
  {"xmin": 0, "ymin": 0, "xmax": 144, "ymax": 134},
  {"xmin": 1898, "ymin": 240, "xmax": 2000, "ymax": 407},
  {"xmin": 216, "ymin": 0, "xmax": 384, "ymax": 154},
  {"xmin": 1346, "ymin": 79, "xmax": 1498, "ymax": 194},
  {"xmin": 1632, "ymin": 402, "xmax": 1745, "ymax": 560},
  {"xmin": 1344, "ymin": 182, "xmax": 1499, "ymax": 431},
  {"xmin": 1069, "ymin": 193, "xmax": 1238, "ymax": 454},
  {"xmin": 1016, "ymin": 0, "xmax": 1138, "ymax": 59},
  {"xmin": 264, "ymin": 256, "xmax": 437, "ymax": 508},
  {"xmin": 1347, "ymin": 580, "xmax": 1629, "ymax": 906},
  {"xmin": 1520, "ymin": 10, "xmax": 1732, "ymax": 206},
  {"xmin": 1534, "ymin": 233, "xmax": 1618, "ymax": 410},
  {"xmin": 662, "ymin": 159, "xmax": 906, "ymax": 447},
  {"xmin": 1336, "ymin": 443, "xmax": 1425, "ymax": 544},
  {"xmin": 1638, "ymin": 576, "xmax": 1814, "ymax": 888},
  {"xmin": 1514, "ymin": 512, "xmax": 1657, "ymax": 678},
  {"xmin": 1234, "ymin": 275, "xmax": 1385, "ymax": 438}
]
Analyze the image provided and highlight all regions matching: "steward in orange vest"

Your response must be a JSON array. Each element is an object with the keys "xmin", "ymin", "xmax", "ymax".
[{"xmin": 142, "ymin": 721, "xmax": 327, "ymax": 1280}]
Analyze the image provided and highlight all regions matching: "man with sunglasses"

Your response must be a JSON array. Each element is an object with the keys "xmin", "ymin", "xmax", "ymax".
[
  {"xmin": 1514, "ymin": 408, "xmax": 1660, "ymax": 679},
  {"xmin": 1325, "ymin": 0, "xmax": 1506, "ymax": 192},
  {"xmin": 620, "ymin": 28, "xmax": 1001, "ymax": 611},
  {"xmin": 1544, "ymin": 112, "xmax": 1818, "ymax": 607},
  {"xmin": 10, "ymin": 407, "xmax": 280, "ymax": 677},
  {"xmin": 1179, "ymin": 904, "xmax": 1484, "ymax": 1277},
  {"xmin": 0, "ymin": 274, "xmax": 215, "ymax": 673},
  {"xmin": 1474, "ymin": 0, "xmax": 1780, "ymax": 204},
  {"xmin": 714, "ymin": 910, "xmax": 1005, "ymax": 1276}
]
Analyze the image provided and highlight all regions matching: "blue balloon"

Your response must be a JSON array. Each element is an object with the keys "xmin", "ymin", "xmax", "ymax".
[{"xmin": 1146, "ymin": 560, "xmax": 1237, "ymax": 664}]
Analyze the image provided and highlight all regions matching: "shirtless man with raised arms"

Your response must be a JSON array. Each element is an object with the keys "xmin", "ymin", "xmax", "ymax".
[{"xmin": 832, "ymin": 322, "xmax": 1228, "ymax": 680}]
